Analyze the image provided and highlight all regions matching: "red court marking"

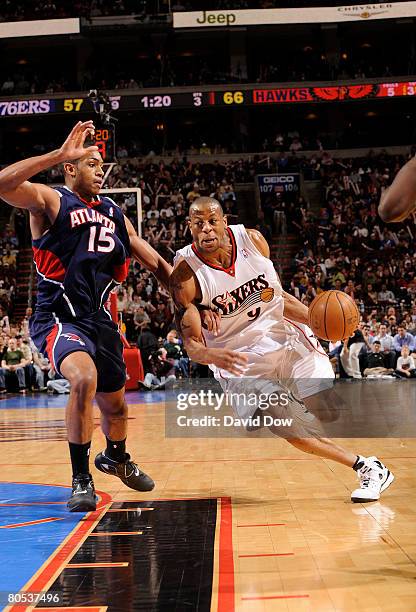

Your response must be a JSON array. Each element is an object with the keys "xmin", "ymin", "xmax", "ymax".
[
  {"xmin": 8, "ymin": 487, "xmax": 112, "ymax": 612},
  {"xmin": 68, "ymin": 562, "xmax": 129, "ymax": 568},
  {"xmin": 237, "ymin": 523, "xmax": 286, "ymax": 528},
  {"xmin": 238, "ymin": 553, "xmax": 294, "ymax": 558},
  {"xmin": 0, "ymin": 517, "xmax": 63, "ymax": 529},
  {"xmin": 218, "ymin": 497, "xmax": 235, "ymax": 612},
  {"xmin": 242, "ymin": 594, "xmax": 310, "ymax": 601}
]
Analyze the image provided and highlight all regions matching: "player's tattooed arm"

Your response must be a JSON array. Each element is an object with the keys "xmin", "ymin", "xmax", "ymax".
[
  {"xmin": 170, "ymin": 261, "xmax": 248, "ymax": 375},
  {"xmin": 170, "ymin": 260, "xmax": 209, "ymax": 364},
  {"xmin": 379, "ymin": 156, "xmax": 416, "ymax": 222},
  {"xmin": 125, "ymin": 216, "xmax": 172, "ymax": 290},
  {"xmin": 282, "ymin": 290, "xmax": 309, "ymax": 326}
]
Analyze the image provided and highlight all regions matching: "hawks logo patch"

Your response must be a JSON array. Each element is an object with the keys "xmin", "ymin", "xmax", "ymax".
[{"xmin": 62, "ymin": 333, "xmax": 86, "ymax": 346}]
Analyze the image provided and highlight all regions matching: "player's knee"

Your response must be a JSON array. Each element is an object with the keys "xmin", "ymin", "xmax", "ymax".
[
  {"xmin": 69, "ymin": 370, "xmax": 97, "ymax": 398},
  {"xmin": 103, "ymin": 400, "xmax": 127, "ymax": 418}
]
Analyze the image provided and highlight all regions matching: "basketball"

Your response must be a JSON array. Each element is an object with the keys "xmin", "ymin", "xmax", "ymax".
[{"xmin": 308, "ymin": 290, "xmax": 360, "ymax": 341}]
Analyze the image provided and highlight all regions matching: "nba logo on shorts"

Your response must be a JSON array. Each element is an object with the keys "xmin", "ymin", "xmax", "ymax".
[
  {"xmin": 62, "ymin": 333, "xmax": 86, "ymax": 346},
  {"xmin": 242, "ymin": 248, "xmax": 249, "ymax": 258}
]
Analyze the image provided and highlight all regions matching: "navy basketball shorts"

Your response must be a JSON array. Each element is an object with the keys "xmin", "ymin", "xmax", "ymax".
[{"xmin": 30, "ymin": 311, "xmax": 126, "ymax": 393}]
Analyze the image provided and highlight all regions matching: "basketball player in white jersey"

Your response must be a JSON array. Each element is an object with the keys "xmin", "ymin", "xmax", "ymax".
[{"xmin": 171, "ymin": 197, "xmax": 394, "ymax": 503}]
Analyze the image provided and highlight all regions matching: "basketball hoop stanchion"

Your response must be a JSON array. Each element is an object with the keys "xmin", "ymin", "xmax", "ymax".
[{"xmin": 105, "ymin": 292, "xmax": 144, "ymax": 385}]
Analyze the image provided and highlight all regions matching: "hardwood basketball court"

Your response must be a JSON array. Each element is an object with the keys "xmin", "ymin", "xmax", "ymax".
[{"xmin": 0, "ymin": 386, "xmax": 415, "ymax": 611}]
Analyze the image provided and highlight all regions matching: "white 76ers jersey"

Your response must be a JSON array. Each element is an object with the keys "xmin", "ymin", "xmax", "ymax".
[{"xmin": 174, "ymin": 225, "xmax": 297, "ymax": 353}]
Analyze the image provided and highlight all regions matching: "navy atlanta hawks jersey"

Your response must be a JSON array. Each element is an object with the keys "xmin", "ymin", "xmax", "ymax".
[
  {"xmin": 32, "ymin": 186, "xmax": 131, "ymax": 318},
  {"xmin": 174, "ymin": 224, "xmax": 297, "ymax": 353}
]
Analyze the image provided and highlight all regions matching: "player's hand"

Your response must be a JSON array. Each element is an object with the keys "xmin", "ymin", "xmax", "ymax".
[
  {"xmin": 200, "ymin": 308, "xmax": 221, "ymax": 336},
  {"xmin": 58, "ymin": 121, "xmax": 98, "ymax": 162},
  {"xmin": 207, "ymin": 348, "xmax": 248, "ymax": 376}
]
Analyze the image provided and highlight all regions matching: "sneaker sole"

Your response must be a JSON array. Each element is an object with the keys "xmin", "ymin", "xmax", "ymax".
[
  {"xmin": 351, "ymin": 470, "xmax": 395, "ymax": 503},
  {"xmin": 67, "ymin": 494, "xmax": 98, "ymax": 512}
]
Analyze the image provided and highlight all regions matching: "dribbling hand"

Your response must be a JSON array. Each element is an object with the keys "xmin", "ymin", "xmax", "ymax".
[
  {"xmin": 208, "ymin": 348, "xmax": 248, "ymax": 376},
  {"xmin": 58, "ymin": 121, "xmax": 99, "ymax": 162}
]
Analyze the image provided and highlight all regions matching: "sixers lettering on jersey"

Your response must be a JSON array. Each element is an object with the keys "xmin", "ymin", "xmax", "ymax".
[
  {"xmin": 175, "ymin": 225, "xmax": 290, "ymax": 353},
  {"xmin": 212, "ymin": 273, "xmax": 273, "ymax": 317},
  {"xmin": 32, "ymin": 186, "xmax": 131, "ymax": 319}
]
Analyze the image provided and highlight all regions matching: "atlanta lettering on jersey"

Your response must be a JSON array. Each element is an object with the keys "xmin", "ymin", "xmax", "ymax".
[
  {"xmin": 212, "ymin": 273, "xmax": 271, "ymax": 316},
  {"xmin": 69, "ymin": 208, "xmax": 116, "ymax": 233}
]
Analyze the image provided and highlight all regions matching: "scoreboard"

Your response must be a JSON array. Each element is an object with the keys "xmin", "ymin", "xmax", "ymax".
[
  {"xmin": 0, "ymin": 80, "xmax": 415, "ymax": 116},
  {"xmin": 92, "ymin": 124, "xmax": 115, "ymax": 162}
]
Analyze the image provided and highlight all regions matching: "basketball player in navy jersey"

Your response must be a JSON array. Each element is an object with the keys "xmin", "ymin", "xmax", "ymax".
[
  {"xmin": 171, "ymin": 197, "xmax": 394, "ymax": 503},
  {"xmin": 0, "ymin": 121, "xmax": 172, "ymax": 511}
]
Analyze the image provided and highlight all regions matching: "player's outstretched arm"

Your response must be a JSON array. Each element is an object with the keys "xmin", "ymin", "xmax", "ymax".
[
  {"xmin": 378, "ymin": 157, "xmax": 416, "ymax": 222},
  {"xmin": 124, "ymin": 216, "xmax": 172, "ymax": 290},
  {"xmin": 0, "ymin": 121, "xmax": 97, "ymax": 214},
  {"xmin": 282, "ymin": 290, "xmax": 309, "ymax": 325}
]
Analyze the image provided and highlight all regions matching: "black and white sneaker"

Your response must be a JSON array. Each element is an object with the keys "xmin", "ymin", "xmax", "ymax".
[
  {"xmin": 351, "ymin": 456, "xmax": 394, "ymax": 503},
  {"xmin": 67, "ymin": 473, "xmax": 98, "ymax": 512},
  {"xmin": 94, "ymin": 452, "xmax": 155, "ymax": 492}
]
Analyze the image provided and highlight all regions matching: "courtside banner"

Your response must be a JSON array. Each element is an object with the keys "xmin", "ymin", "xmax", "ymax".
[
  {"xmin": 173, "ymin": 3, "xmax": 416, "ymax": 28},
  {"xmin": 0, "ymin": 18, "xmax": 80, "ymax": 39}
]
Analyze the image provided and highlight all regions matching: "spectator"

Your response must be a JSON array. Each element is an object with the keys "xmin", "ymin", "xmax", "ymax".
[
  {"xmin": 32, "ymin": 351, "xmax": 51, "ymax": 391},
  {"xmin": 340, "ymin": 327, "xmax": 365, "ymax": 379},
  {"xmin": 164, "ymin": 329, "xmax": 189, "ymax": 377},
  {"xmin": 393, "ymin": 325, "xmax": 416, "ymax": 356},
  {"xmin": 370, "ymin": 323, "xmax": 395, "ymax": 368},
  {"xmin": 395, "ymin": 345, "xmax": 416, "ymax": 379},
  {"xmin": 0, "ymin": 337, "xmax": 27, "ymax": 393},
  {"xmin": 363, "ymin": 341, "xmax": 394, "ymax": 378},
  {"xmin": 133, "ymin": 307, "xmax": 151, "ymax": 336},
  {"xmin": 378, "ymin": 283, "xmax": 395, "ymax": 304},
  {"xmin": 140, "ymin": 347, "xmax": 176, "ymax": 390}
]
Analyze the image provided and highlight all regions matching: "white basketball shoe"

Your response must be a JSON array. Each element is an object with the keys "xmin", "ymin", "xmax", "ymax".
[{"xmin": 351, "ymin": 456, "xmax": 394, "ymax": 503}]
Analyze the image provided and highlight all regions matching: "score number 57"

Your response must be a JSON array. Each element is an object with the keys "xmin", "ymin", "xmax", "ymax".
[{"xmin": 64, "ymin": 98, "xmax": 84, "ymax": 111}]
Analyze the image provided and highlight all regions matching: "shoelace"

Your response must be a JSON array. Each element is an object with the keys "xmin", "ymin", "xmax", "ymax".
[{"xmin": 359, "ymin": 465, "xmax": 377, "ymax": 489}]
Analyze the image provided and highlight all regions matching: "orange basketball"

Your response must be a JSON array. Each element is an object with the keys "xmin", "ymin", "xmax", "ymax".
[{"xmin": 308, "ymin": 290, "xmax": 360, "ymax": 341}]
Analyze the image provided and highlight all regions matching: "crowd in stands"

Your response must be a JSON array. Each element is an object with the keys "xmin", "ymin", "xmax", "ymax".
[
  {"xmin": 1, "ymin": 148, "xmax": 416, "ymax": 392},
  {"xmin": 1, "ymin": 47, "xmax": 413, "ymax": 97},
  {"xmin": 272, "ymin": 151, "xmax": 416, "ymax": 377}
]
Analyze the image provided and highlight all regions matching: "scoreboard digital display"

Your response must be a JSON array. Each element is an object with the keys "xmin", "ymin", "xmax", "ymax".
[
  {"xmin": 0, "ymin": 80, "xmax": 415, "ymax": 117},
  {"xmin": 92, "ymin": 124, "xmax": 116, "ymax": 162}
]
